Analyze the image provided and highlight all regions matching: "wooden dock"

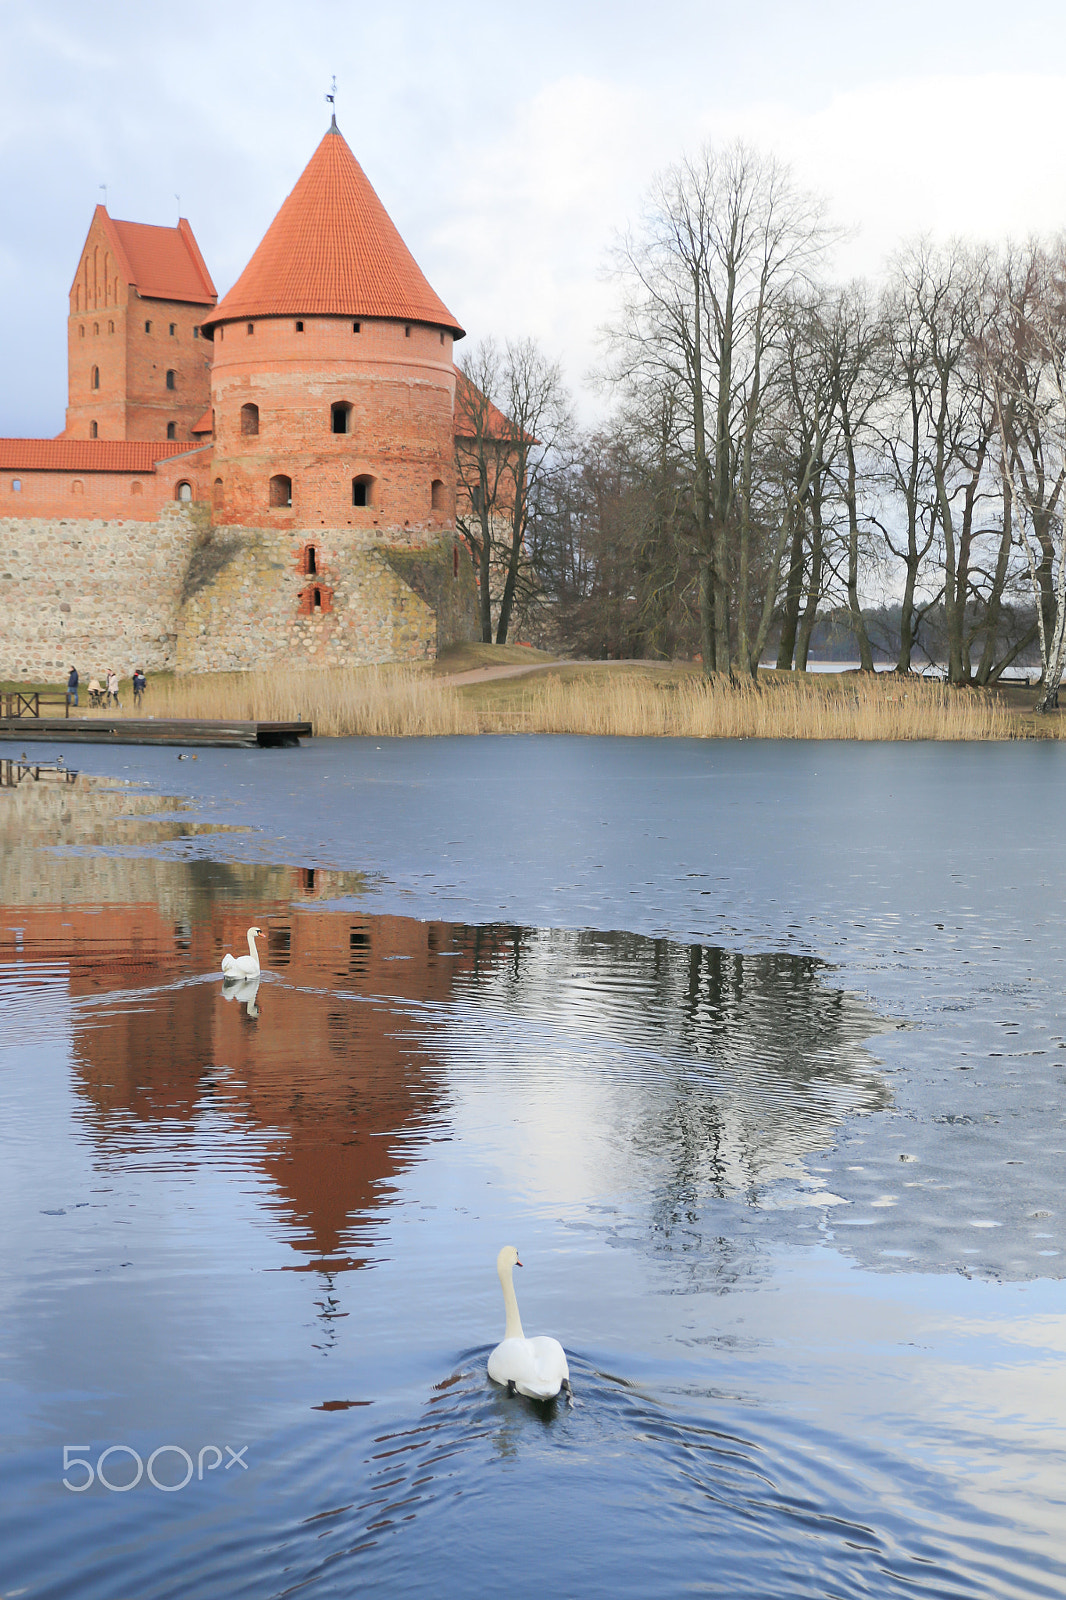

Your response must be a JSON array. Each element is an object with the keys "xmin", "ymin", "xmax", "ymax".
[{"xmin": 0, "ymin": 717, "xmax": 311, "ymax": 749}]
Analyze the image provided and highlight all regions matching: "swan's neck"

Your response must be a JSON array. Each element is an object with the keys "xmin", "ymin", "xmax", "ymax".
[
  {"xmin": 247, "ymin": 930, "xmax": 259, "ymax": 959},
  {"xmin": 499, "ymin": 1263, "xmax": 525, "ymax": 1340}
]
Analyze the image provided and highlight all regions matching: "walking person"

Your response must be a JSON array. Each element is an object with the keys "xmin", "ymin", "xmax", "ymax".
[
  {"xmin": 66, "ymin": 666, "xmax": 78, "ymax": 709},
  {"xmin": 106, "ymin": 668, "xmax": 120, "ymax": 708},
  {"xmin": 133, "ymin": 667, "xmax": 146, "ymax": 707}
]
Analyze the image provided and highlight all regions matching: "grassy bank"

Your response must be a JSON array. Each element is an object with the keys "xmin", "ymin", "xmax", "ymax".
[{"xmin": 34, "ymin": 660, "xmax": 1064, "ymax": 740}]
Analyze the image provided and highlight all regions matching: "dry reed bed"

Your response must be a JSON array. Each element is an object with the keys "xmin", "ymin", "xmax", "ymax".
[{"xmin": 87, "ymin": 666, "xmax": 1042, "ymax": 740}]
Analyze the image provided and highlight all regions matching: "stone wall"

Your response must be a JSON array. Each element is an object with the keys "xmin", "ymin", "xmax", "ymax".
[
  {"xmin": 0, "ymin": 503, "xmax": 206, "ymax": 679},
  {"xmin": 0, "ymin": 506, "xmax": 477, "ymax": 680}
]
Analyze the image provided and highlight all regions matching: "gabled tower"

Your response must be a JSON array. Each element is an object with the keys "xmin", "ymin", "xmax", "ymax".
[
  {"xmin": 66, "ymin": 208, "xmax": 217, "ymax": 441},
  {"xmin": 200, "ymin": 118, "xmax": 463, "ymax": 532}
]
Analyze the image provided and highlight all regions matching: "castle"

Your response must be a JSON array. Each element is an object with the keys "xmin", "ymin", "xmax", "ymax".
[{"xmin": 0, "ymin": 119, "xmax": 482, "ymax": 679}]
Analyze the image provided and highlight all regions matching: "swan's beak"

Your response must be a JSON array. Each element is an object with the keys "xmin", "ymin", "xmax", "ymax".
[{"xmin": 516, "ymin": 1258, "xmax": 523, "ymax": 1268}]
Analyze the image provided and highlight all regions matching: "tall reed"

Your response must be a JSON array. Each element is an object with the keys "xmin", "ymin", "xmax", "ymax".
[{"xmin": 98, "ymin": 665, "xmax": 1037, "ymax": 740}]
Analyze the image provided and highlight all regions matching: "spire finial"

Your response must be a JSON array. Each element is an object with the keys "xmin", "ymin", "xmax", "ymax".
[
  {"xmin": 99, "ymin": 182, "xmax": 108, "ymax": 210},
  {"xmin": 325, "ymin": 75, "xmax": 338, "ymax": 132}
]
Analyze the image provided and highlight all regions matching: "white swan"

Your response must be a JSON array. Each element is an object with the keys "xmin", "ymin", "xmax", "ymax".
[
  {"xmin": 221, "ymin": 926, "xmax": 264, "ymax": 979},
  {"xmin": 487, "ymin": 1245, "xmax": 571, "ymax": 1402}
]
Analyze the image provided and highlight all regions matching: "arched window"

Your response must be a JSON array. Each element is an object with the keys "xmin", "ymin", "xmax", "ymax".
[
  {"xmin": 169, "ymin": 323, "xmax": 176, "ymax": 336},
  {"xmin": 246, "ymin": 322, "xmax": 254, "ymax": 335},
  {"xmin": 131, "ymin": 480, "xmax": 143, "ymax": 496},
  {"xmin": 108, "ymin": 320, "xmax": 114, "ymax": 334},
  {"xmin": 78, "ymin": 325, "xmax": 85, "ymax": 339},
  {"xmin": 166, "ymin": 421, "xmax": 176, "ymax": 439},
  {"xmin": 431, "ymin": 478, "xmax": 445, "ymax": 511},
  {"xmin": 298, "ymin": 583, "xmax": 332, "ymax": 615},
  {"xmin": 240, "ymin": 403, "xmax": 259, "ymax": 437},
  {"xmin": 175, "ymin": 481, "xmax": 193, "ymax": 502},
  {"xmin": 300, "ymin": 543, "xmax": 318, "ymax": 575},
  {"xmin": 91, "ymin": 366, "xmax": 100, "ymax": 390},
  {"xmin": 165, "ymin": 369, "xmax": 176, "ymax": 390},
  {"xmin": 295, "ymin": 320, "xmax": 304, "ymax": 333},
  {"xmin": 213, "ymin": 477, "xmax": 223, "ymax": 509},
  {"xmin": 145, "ymin": 320, "xmax": 152, "ymax": 334},
  {"xmin": 331, "ymin": 401, "xmax": 352, "ymax": 434},
  {"xmin": 270, "ymin": 474, "xmax": 292, "ymax": 508},
  {"xmin": 93, "ymin": 322, "xmax": 99, "ymax": 335},
  {"xmin": 352, "ymin": 475, "xmax": 374, "ymax": 507},
  {"xmin": 90, "ymin": 421, "xmax": 98, "ymax": 439}
]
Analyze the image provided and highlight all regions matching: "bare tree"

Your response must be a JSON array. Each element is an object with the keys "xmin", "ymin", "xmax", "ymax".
[
  {"xmin": 455, "ymin": 339, "xmax": 572, "ymax": 645},
  {"xmin": 608, "ymin": 140, "xmax": 829, "ymax": 675}
]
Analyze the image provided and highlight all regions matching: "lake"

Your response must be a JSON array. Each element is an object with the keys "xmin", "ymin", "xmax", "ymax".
[{"xmin": 2, "ymin": 736, "xmax": 1064, "ymax": 1598}]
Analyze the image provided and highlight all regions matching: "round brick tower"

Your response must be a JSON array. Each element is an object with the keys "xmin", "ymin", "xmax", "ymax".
[{"xmin": 200, "ymin": 119, "xmax": 464, "ymax": 534}]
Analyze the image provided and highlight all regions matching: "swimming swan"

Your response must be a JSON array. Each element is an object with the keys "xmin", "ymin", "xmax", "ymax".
[
  {"xmin": 221, "ymin": 926, "xmax": 264, "ymax": 979},
  {"xmin": 487, "ymin": 1245, "xmax": 571, "ymax": 1402}
]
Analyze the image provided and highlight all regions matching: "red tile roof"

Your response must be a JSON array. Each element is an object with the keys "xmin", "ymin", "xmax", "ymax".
[
  {"xmin": 75, "ymin": 208, "xmax": 217, "ymax": 306},
  {"xmin": 454, "ymin": 369, "xmax": 529, "ymax": 442},
  {"xmin": 0, "ymin": 440, "xmax": 207, "ymax": 472},
  {"xmin": 191, "ymin": 410, "xmax": 214, "ymax": 435},
  {"xmin": 202, "ymin": 123, "xmax": 463, "ymax": 337}
]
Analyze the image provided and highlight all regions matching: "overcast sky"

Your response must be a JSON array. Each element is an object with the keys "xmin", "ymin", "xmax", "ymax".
[{"xmin": 3, "ymin": 0, "xmax": 1066, "ymax": 436}]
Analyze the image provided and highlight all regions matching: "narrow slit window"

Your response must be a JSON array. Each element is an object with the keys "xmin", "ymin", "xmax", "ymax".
[
  {"xmin": 247, "ymin": 322, "xmax": 254, "ymax": 335},
  {"xmin": 165, "ymin": 369, "xmax": 176, "ymax": 390},
  {"xmin": 90, "ymin": 421, "xmax": 98, "ymax": 438},
  {"xmin": 145, "ymin": 320, "xmax": 152, "ymax": 333},
  {"xmin": 404, "ymin": 325, "xmax": 411, "ymax": 338},
  {"xmin": 169, "ymin": 323, "xmax": 176, "ymax": 336},
  {"xmin": 166, "ymin": 421, "xmax": 176, "ymax": 439},
  {"xmin": 352, "ymin": 321, "xmax": 361, "ymax": 334},
  {"xmin": 91, "ymin": 365, "xmax": 100, "ymax": 390}
]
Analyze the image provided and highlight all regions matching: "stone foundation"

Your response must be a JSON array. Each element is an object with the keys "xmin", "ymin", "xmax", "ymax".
[{"xmin": 0, "ymin": 509, "xmax": 478, "ymax": 680}]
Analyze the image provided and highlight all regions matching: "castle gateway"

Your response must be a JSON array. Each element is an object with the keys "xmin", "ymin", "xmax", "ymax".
[{"xmin": 0, "ymin": 119, "xmax": 479, "ymax": 679}]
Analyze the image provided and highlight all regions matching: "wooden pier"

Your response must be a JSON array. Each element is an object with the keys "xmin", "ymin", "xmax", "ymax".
[{"xmin": 0, "ymin": 717, "xmax": 311, "ymax": 749}]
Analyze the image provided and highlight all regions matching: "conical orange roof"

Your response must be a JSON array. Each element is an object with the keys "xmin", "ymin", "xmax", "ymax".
[{"xmin": 202, "ymin": 122, "xmax": 463, "ymax": 337}]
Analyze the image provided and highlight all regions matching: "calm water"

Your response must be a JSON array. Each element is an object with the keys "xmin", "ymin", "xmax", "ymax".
[{"xmin": 2, "ymin": 737, "xmax": 1065, "ymax": 1598}]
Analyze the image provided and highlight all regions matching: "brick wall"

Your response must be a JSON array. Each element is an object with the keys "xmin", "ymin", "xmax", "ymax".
[{"xmin": 208, "ymin": 314, "xmax": 456, "ymax": 530}]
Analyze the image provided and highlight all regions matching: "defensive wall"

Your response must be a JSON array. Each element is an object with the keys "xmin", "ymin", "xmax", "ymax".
[{"xmin": 0, "ymin": 505, "xmax": 477, "ymax": 680}]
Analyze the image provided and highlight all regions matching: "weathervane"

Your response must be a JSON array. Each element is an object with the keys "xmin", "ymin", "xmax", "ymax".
[
  {"xmin": 99, "ymin": 182, "xmax": 108, "ymax": 208},
  {"xmin": 175, "ymin": 192, "xmax": 181, "ymax": 220},
  {"xmin": 326, "ymin": 75, "xmax": 337, "ymax": 128}
]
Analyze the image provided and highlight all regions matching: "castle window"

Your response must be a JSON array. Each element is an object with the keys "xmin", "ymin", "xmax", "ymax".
[
  {"xmin": 93, "ymin": 322, "xmax": 99, "ymax": 335},
  {"xmin": 352, "ymin": 321, "xmax": 361, "ymax": 333},
  {"xmin": 313, "ymin": 586, "xmax": 322, "ymax": 610},
  {"xmin": 71, "ymin": 480, "xmax": 84, "ymax": 495},
  {"xmin": 166, "ymin": 421, "xmax": 176, "ymax": 439},
  {"xmin": 218, "ymin": 327, "xmax": 223, "ymax": 341},
  {"xmin": 90, "ymin": 421, "xmax": 98, "ymax": 439},
  {"xmin": 79, "ymin": 326, "xmax": 85, "ymax": 338},
  {"xmin": 11, "ymin": 479, "xmax": 21, "ymax": 492},
  {"xmin": 247, "ymin": 322, "xmax": 254, "ymax": 335},
  {"xmin": 166, "ymin": 369, "xmax": 176, "ymax": 390},
  {"xmin": 131, "ymin": 480, "xmax": 143, "ymax": 496},
  {"xmin": 440, "ymin": 330, "xmax": 445, "ymax": 344},
  {"xmin": 404, "ymin": 325, "xmax": 411, "ymax": 337},
  {"xmin": 169, "ymin": 323, "xmax": 176, "ymax": 336},
  {"xmin": 331, "ymin": 401, "xmax": 352, "ymax": 434},
  {"xmin": 240, "ymin": 403, "xmax": 259, "ymax": 437},
  {"xmin": 193, "ymin": 327, "xmax": 200, "ymax": 339},
  {"xmin": 145, "ymin": 321, "xmax": 152, "ymax": 333},
  {"xmin": 213, "ymin": 477, "xmax": 223, "ymax": 508},
  {"xmin": 91, "ymin": 366, "xmax": 100, "ymax": 389},
  {"xmin": 297, "ymin": 583, "xmax": 332, "ymax": 615},
  {"xmin": 108, "ymin": 320, "xmax": 114, "ymax": 333},
  {"xmin": 453, "ymin": 543, "xmax": 460, "ymax": 578},
  {"xmin": 352, "ymin": 475, "xmax": 374, "ymax": 507},
  {"xmin": 176, "ymin": 481, "xmax": 193, "ymax": 502},
  {"xmin": 431, "ymin": 478, "xmax": 445, "ymax": 511},
  {"xmin": 295, "ymin": 320, "xmax": 304, "ymax": 333},
  {"xmin": 270, "ymin": 474, "xmax": 293, "ymax": 508},
  {"xmin": 301, "ymin": 543, "xmax": 318, "ymax": 575}
]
